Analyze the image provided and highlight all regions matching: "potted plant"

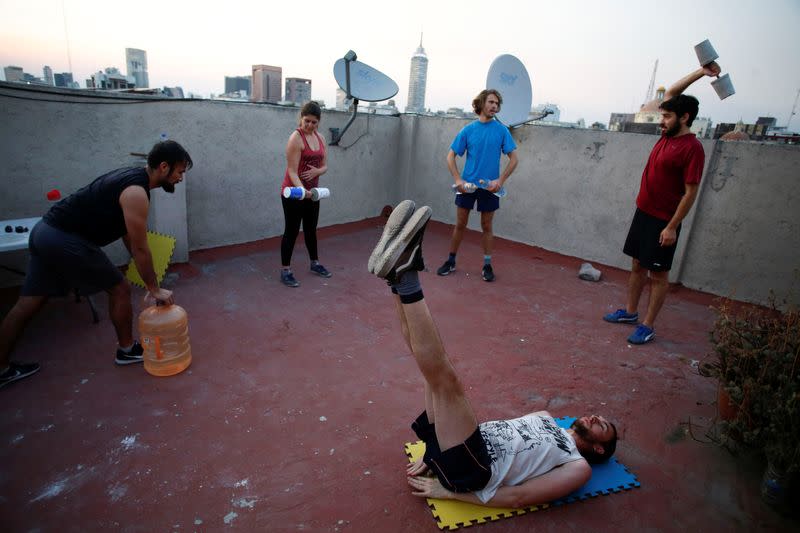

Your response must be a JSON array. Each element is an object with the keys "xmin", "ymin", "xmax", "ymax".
[{"xmin": 707, "ymin": 298, "xmax": 800, "ymax": 510}]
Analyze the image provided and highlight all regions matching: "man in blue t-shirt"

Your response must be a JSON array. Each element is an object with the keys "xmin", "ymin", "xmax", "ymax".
[{"xmin": 436, "ymin": 89, "xmax": 518, "ymax": 282}]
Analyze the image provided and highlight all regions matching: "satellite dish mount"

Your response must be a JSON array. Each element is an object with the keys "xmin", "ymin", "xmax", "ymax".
[{"xmin": 331, "ymin": 50, "xmax": 360, "ymax": 146}]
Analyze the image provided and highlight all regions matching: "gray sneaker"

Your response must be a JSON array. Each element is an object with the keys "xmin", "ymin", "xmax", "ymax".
[
  {"xmin": 368, "ymin": 200, "xmax": 416, "ymax": 273},
  {"xmin": 370, "ymin": 203, "xmax": 432, "ymax": 282}
]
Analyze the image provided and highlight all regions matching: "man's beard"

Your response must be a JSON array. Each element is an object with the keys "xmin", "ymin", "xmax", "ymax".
[
  {"xmin": 662, "ymin": 122, "xmax": 681, "ymax": 137},
  {"xmin": 162, "ymin": 182, "xmax": 175, "ymax": 194},
  {"xmin": 570, "ymin": 419, "xmax": 592, "ymax": 441}
]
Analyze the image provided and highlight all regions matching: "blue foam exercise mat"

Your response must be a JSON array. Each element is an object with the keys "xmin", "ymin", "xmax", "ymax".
[{"xmin": 552, "ymin": 416, "xmax": 640, "ymax": 505}]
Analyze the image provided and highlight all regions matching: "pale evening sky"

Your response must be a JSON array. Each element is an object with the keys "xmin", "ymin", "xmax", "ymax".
[{"xmin": 1, "ymin": 0, "xmax": 798, "ymax": 128}]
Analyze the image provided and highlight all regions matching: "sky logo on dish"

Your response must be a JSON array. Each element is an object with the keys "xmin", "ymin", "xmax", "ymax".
[
  {"xmin": 357, "ymin": 68, "xmax": 377, "ymax": 84},
  {"xmin": 499, "ymin": 72, "xmax": 518, "ymax": 86}
]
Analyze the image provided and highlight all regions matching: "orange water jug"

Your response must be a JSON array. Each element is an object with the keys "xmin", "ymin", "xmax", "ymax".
[{"xmin": 138, "ymin": 304, "xmax": 192, "ymax": 376}]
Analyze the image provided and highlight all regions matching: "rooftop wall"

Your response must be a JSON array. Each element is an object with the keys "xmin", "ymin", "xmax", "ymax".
[{"xmin": 1, "ymin": 82, "xmax": 798, "ymax": 305}]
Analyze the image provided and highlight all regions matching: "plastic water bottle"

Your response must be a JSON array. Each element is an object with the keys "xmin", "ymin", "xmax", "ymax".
[
  {"xmin": 139, "ymin": 304, "xmax": 192, "ymax": 376},
  {"xmin": 310, "ymin": 187, "xmax": 330, "ymax": 201}
]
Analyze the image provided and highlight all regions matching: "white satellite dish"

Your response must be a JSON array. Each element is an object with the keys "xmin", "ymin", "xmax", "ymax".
[
  {"xmin": 486, "ymin": 54, "xmax": 532, "ymax": 128},
  {"xmin": 333, "ymin": 58, "xmax": 398, "ymax": 102},
  {"xmin": 330, "ymin": 50, "xmax": 399, "ymax": 145}
]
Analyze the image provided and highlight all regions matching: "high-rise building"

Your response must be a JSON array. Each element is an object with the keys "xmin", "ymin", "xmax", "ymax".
[
  {"xmin": 4, "ymin": 66, "xmax": 24, "ymax": 82},
  {"xmin": 43, "ymin": 66, "xmax": 54, "ymax": 85},
  {"xmin": 225, "ymin": 75, "xmax": 251, "ymax": 95},
  {"xmin": 54, "ymin": 72, "xmax": 74, "ymax": 88},
  {"xmin": 125, "ymin": 48, "xmax": 149, "ymax": 88},
  {"xmin": 405, "ymin": 35, "xmax": 428, "ymax": 113},
  {"xmin": 251, "ymin": 65, "xmax": 282, "ymax": 103},
  {"xmin": 285, "ymin": 77, "xmax": 312, "ymax": 104},
  {"xmin": 335, "ymin": 88, "xmax": 354, "ymax": 110}
]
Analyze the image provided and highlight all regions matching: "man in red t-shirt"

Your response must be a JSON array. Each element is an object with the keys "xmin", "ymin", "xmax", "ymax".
[{"xmin": 603, "ymin": 62, "xmax": 720, "ymax": 345}]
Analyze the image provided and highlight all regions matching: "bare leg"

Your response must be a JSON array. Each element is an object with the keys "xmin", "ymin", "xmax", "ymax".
[
  {"xmin": 107, "ymin": 280, "xmax": 134, "ymax": 347},
  {"xmin": 625, "ymin": 258, "xmax": 648, "ymax": 315},
  {"xmin": 392, "ymin": 295, "xmax": 435, "ymax": 422},
  {"xmin": 401, "ymin": 298, "xmax": 477, "ymax": 451},
  {"xmin": 0, "ymin": 295, "xmax": 48, "ymax": 369},
  {"xmin": 480, "ymin": 211, "xmax": 495, "ymax": 256},
  {"xmin": 642, "ymin": 270, "xmax": 669, "ymax": 327},
  {"xmin": 447, "ymin": 207, "xmax": 470, "ymax": 255}
]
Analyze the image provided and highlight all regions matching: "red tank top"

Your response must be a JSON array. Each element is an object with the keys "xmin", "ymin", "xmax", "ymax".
[{"xmin": 281, "ymin": 129, "xmax": 325, "ymax": 192}]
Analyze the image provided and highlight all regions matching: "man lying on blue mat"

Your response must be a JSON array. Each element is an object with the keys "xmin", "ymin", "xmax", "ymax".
[{"xmin": 368, "ymin": 200, "xmax": 619, "ymax": 508}]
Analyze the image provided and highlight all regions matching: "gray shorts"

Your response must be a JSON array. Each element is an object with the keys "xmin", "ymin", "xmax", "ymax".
[{"xmin": 22, "ymin": 221, "xmax": 123, "ymax": 297}]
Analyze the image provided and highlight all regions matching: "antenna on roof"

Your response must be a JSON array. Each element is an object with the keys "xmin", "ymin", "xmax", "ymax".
[
  {"xmin": 486, "ymin": 54, "xmax": 533, "ymax": 128},
  {"xmin": 643, "ymin": 59, "xmax": 658, "ymax": 106},
  {"xmin": 330, "ymin": 51, "xmax": 399, "ymax": 146}
]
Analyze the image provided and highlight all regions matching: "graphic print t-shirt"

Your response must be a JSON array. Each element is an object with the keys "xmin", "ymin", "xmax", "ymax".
[{"xmin": 474, "ymin": 414, "xmax": 583, "ymax": 503}]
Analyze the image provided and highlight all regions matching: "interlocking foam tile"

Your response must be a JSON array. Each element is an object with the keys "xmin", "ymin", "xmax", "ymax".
[
  {"xmin": 404, "ymin": 416, "xmax": 640, "ymax": 530},
  {"xmin": 125, "ymin": 231, "xmax": 176, "ymax": 289}
]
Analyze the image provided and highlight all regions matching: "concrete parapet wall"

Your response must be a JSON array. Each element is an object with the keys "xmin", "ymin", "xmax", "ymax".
[{"xmin": 1, "ymin": 83, "xmax": 798, "ymax": 305}]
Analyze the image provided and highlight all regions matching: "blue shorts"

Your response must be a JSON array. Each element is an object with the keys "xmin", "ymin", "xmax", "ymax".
[{"xmin": 454, "ymin": 188, "xmax": 499, "ymax": 212}]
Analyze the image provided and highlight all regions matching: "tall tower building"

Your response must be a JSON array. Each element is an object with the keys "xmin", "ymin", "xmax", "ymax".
[
  {"xmin": 125, "ymin": 48, "xmax": 149, "ymax": 88},
  {"xmin": 285, "ymin": 77, "xmax": 312, "ymax": 104},
  {"xmin": 251, "ymin": 65, "xmax": 282, "ymax": 103},
  {"xmin": 405, "ymin": 34, "xmax": 428, "ymax": 114}
]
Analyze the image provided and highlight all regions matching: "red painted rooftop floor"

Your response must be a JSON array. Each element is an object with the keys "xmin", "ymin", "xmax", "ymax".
[{"xmin": 1, "ymin": 217, "xmax": 797, "ymax": 532}]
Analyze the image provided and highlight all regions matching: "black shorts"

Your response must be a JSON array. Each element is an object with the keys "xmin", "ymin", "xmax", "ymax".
[
  {"xmin": 22, "ymin": 221, "xmax": 123, "ymax": 297},
  {"xmin": 623, "ymin": 208, "xmax": 681, "ymax": 272},
  {"xmin": 411, "ymin": 411, "xmax": 492, "ymax": 493},
  {"xmin": 454, "ymin": 188, "xmax": 499, "ymax": 212}
]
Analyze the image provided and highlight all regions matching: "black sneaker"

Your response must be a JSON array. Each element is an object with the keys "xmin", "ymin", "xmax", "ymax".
[
  {"xmin": 436, "ymin": 260, "xmax": 455, "ymax": 276},
  {"xmin": 482, "ymin": 264, "xmax": 495, "ymax": 282},
  {"xmin": 281, "ymin": 270, "xmax": 300, "ymax": 288},
  {"xmin": 0, "ymin": 361, "xmax": 40, "ymax": 389},
  {"xmin": 115, "ymin": 341, "xmax": 144, "ymax": 365}
]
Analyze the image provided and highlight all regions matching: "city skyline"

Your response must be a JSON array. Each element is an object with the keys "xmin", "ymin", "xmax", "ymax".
[{"xmin": 1, "ymin": 0, "xmax": 798, "ymax": 127}]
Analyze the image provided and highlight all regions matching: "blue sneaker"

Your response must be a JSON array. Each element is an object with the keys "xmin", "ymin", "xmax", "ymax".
[
  {"xmin": 280, "ymin": 270, "xmax": 300, "ymax": 288},
  {"xmin": 310, "ymin": 262, "xmax": 332, "ymax": 278},
  {"xmin": 603, "ymin": 309, "xmax": 639, "ymax": 323},
  {"xmin": 628, "ymin": 324, "xmax": 655, "ymax": 345}
]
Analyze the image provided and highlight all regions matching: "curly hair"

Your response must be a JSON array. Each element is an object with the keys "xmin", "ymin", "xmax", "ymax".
[{"xmin": 472, "ymin": 89, "xmax": 503, "ymax": 115}]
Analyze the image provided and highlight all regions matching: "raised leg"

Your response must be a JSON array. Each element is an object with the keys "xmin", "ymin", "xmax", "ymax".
[{"xmin": 401, "ymin": 298, "xmax": 477, "ymax": 451}]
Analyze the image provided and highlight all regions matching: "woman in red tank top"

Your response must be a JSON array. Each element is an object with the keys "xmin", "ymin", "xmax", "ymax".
[{"xmin": 279, "ymin": 101, "xmax": 330, "ymax": 287}]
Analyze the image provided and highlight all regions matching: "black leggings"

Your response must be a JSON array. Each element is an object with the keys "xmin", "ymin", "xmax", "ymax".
[{"xmin": 281, "ymin": 196, "xmax": 320, "ymax": 266}]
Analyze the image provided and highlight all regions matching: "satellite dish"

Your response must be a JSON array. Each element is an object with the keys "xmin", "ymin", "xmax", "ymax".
[
  {"xmin": 333, "ymin": 58, "xmax": 398, "ymax": 102},
  {"xmin": 486, "ymin": 54, "xmax": 532, "ymax": 128},
  {"xmin": 329, "ymin": 50, "xmax": 398, "ymax": 146}
]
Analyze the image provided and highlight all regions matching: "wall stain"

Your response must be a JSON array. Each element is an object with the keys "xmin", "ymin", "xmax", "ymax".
[{"xmin": 584, "ymin": 141, "xmax": 606, "ymax": 162}]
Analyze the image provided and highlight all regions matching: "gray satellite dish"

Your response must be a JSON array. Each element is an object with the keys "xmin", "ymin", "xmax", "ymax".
[
  {"xmin": 486, "ymin": 54, "xmax": 533, "ymax": 128},
  {"xmin": 330, "ymin": 50, "xmax": 398, "ymax": 145}
]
